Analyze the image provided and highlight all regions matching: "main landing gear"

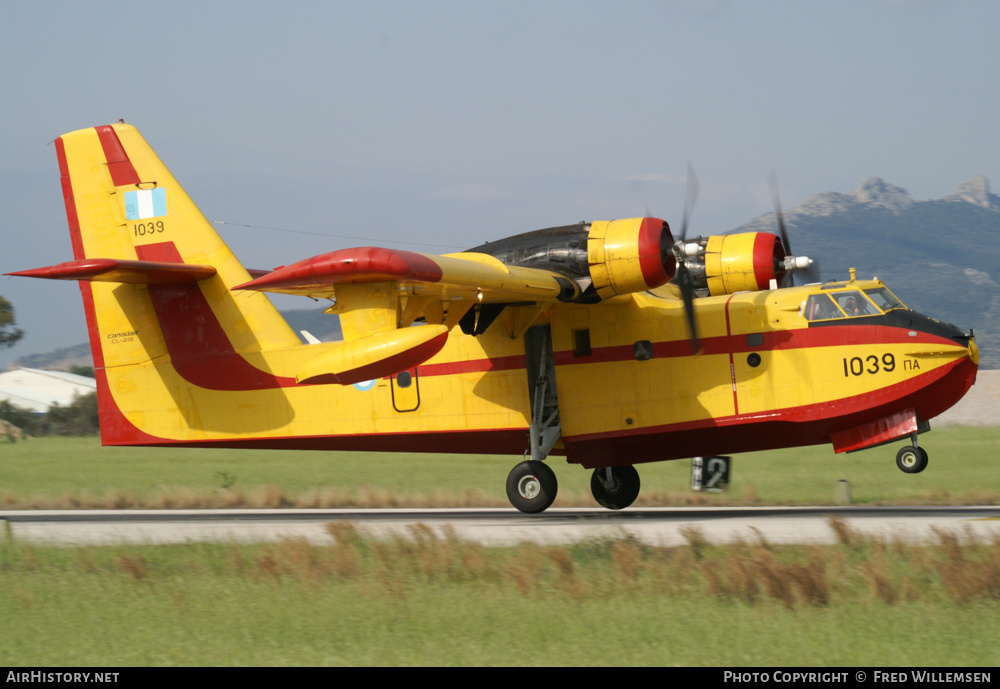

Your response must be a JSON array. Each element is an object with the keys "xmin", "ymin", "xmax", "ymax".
[
  {"xmin": 506, "ymin": 461, "xmax": 558, "ymax": 514},
  {"xmin": 590, "ymin": 465, "xmax": 641, "ymax": 510},
  {"xmin": 508, "ymin": 325, "xmax": 563, "ymax": 514},
  {"xmin": 504, "ymin": 461, "xmax": 644, "ymax": 513},
  {"xmin": 508, "ymin": 324, "xmax": 643, "ymax": 514}
]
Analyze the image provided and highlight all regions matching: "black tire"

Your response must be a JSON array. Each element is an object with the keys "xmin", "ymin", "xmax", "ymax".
[
  {"xmin": 591, "ymin": 465, "xmax": 641, "ymax": 510},
  {"xmin": 896, "ymin": 446, "xmax": 928, "ymax": 474},
  {"xmin": 506, "ymin": 461, "xmax": 558, "ymax": 513}
]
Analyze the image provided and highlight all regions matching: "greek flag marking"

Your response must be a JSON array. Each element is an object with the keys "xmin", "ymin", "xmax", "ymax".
[{"xmin": 124, "ymin": 188, "xmax": 167, "ymax": 220}]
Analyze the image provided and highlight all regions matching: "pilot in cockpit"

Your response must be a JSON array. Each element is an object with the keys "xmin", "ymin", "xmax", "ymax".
[{"xmin": 843, "ymin": 296, "xmax": 869, "ymax": 317}]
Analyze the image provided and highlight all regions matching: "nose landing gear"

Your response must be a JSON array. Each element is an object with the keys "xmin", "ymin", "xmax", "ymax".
[{"xmin": 896, "ymin": 445, "xmax": 928, "ymax": 474}]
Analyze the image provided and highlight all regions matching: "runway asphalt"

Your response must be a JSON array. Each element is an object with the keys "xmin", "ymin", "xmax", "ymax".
[{"xmin": 3, "ymin": 505, "xmax": 998, "ymax": 547}]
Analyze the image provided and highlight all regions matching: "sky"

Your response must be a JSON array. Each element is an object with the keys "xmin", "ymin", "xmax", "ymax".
[{"xmin": 2, "ymin": 0, "xmax": 998, "ymax": 367}]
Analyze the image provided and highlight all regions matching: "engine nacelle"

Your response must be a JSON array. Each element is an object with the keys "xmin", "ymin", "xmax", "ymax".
[
  {"xmin": 587, "ymin": 217, "xmax": 676, "ymax": 299},
  {"xmin": 679, "ymin": 232, "xmax": 787, "ymax": 296},
  {"xmin": 465, "ymin": 217, "xmax": 675, "ymax": 301}
]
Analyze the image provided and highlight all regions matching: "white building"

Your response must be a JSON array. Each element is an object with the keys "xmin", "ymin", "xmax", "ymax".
[{"xmin": 0, "ymin": 368, "xmax": 97, "ymax": 412}]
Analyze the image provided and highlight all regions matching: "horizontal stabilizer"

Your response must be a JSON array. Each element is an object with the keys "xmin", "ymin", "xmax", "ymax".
[
  {"xmin": 297, "ymin": 324, "xmax": 449, "ymax": 385},
  {"xmin": 6, "ymin": 258, "xmax": 216, "ymax": 285}
]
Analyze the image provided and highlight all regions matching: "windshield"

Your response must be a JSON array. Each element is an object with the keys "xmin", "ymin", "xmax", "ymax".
[
  {"xmin": 832, "ymin": 290, "xmax": 876, "ymax": 317},
  {"xmin": 864, "ymin": 287, "xmax": 906, "ymax": 312},
  {"xmin": 803, "ymin": 294, "xmax": 844, "ymax": 321},
  {"xmin": 803, "ymin": 289, "xmax": 885, "ymax": 321}
]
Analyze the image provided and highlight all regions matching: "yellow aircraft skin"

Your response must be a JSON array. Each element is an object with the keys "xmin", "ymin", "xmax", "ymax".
[{"xmin": 9, "ymin": 123, "xmax": 979, "ymax": 511}]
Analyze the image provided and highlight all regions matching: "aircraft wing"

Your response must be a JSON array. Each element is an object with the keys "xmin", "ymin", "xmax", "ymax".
[
  {"xmin": 230, "ymin": 246, "xmax": 582, "ymax": 383},
  {"xmin": 232, "ymin": 246, "xmax": 579, "ymax": 304}
]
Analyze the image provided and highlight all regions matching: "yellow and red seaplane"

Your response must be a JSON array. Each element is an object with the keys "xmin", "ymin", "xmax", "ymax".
[{"xmin": 8, "ymin": 123, "xmax": 978, "ymax": 512}]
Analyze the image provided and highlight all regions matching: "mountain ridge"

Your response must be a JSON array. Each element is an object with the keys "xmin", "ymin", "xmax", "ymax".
[{"xmin": 735, "ymin": 175, "xmax": 999, "ymax": 368}]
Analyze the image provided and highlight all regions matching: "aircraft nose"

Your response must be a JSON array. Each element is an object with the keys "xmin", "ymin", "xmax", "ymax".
[{"xmin": 969, "ymin": 335, "xmax": 980, "ymax": 366}]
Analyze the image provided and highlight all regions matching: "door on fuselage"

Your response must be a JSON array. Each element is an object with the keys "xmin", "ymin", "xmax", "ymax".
[{"xmin": 390, "ymin": 367, "xmax": 421, "ymax": 412}]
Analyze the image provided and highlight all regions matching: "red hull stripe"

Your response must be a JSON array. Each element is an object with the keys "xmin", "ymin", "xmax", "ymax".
[
  {"xmin": 98, "ymin": 354, "xmax": 976, "ymax": 456},
  {"xmin": 419, "ymin": 353, "xmax": 527, "ymax": 377},
  {"xmin": 551, "ymin": 324, "xmax": 960, "ymax": 368},
  {"xmin": 561, "ymin": 355, "xmax": 977, "ymax": 468},
  {"xmin": 95, "ymin": 125, "xmax": 140, "ymax": 187},
  {"xmin": 100, "ymin": 425, "xmax": 530, "ymax": 455}
]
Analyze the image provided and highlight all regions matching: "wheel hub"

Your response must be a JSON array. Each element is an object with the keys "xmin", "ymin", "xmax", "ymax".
[{"xmin": 517, "ymin": 474, "xmax": 541, "ymax": 500}]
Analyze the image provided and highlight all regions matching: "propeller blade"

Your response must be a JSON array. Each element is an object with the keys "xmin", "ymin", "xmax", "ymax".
[
  {"xmin": 768, "ymin": 170, "xmax": 795, "ymax": 287},
  {"xmin": 677, "ymin": 263, "xmax": 700, "ymax": 354},
  {"xmin": 675, "ymin": 165, "xmax": 701, "ymax": 353},
  {"xmin": 679, "ymin": 163, "xmax": 699, "ymax": 243},
  {"xmin": 768, "ymin": 170, "xmax": 791, "ymax": 256}
]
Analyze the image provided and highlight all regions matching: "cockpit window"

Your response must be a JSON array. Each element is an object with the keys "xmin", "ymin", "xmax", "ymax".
[
  {"xmin": 864, "ymin": 287, "xmax": 905, "ymax": 312},
  {"xmin": 832, "ymin": 290, "xmax": 876, "ymax": 317},
  {"xmin": 803, "ymin": 294, "xmax": 845, "ymax": 321},
  {"xmin": 804, "ymin": 290, "xmax": 886, "ymax": 321}
]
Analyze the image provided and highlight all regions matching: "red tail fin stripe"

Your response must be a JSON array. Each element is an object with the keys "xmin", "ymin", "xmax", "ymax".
[
  {"xmin": 55, "ymin": 137, "xmax": 87, "ymax": 261},
  {"xmin": 95, "ymin": 125, "xmax": 141, "ymax": 187}
]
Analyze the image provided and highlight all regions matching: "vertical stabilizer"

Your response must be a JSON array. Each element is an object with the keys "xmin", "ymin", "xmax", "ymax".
[
  {"xmin": 36, "ymin": 123, "xmax": 303, "ymax": 443},
  {"xmin": 55, "ymin": 123, "xmax": 300, "ymax": 365}
]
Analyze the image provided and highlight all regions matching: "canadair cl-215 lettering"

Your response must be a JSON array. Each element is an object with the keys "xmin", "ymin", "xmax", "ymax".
[{"xmin": 8, "ymin": 123, "xmax": 979, "ymax": 513}]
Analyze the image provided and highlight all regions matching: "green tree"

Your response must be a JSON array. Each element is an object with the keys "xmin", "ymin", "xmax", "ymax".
[
  {"xmin": 0, "ymin": 400, "xmax": 42, "ymax": 435},
  {"xmin": 43, "ymin": 392, "xmax": 99, "ymax": 435},
  {"xmin": 0, "ymin": 296, "xmax": 24, "ymax": 348}
]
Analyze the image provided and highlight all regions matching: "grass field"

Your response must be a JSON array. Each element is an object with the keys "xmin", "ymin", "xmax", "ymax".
[
  {"xmin": 1, "ymin": 427, "xmax": 997, "ymax": 509},
  {"xmin": 1, "ymin": 521, "xmax": 998, "ymax": 666},
  {"xmin": 2, "ymin": 431, "xmax": 998, "ymax": 666}
]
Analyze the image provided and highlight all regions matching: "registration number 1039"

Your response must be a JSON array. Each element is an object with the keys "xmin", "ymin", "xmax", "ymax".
[
  {"xmin": 842, "ymin": 353, "xmax": 895, "ymax": 377},
  {"xmin": 133, "ymin": 220, "xmax": 165, "ymax": 236}
]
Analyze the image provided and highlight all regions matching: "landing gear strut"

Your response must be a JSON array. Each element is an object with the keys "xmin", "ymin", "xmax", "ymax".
[
  {"xmin": 895, "ymin": 420, "xmax": 931, "ymax": 474},
  {"xmin": 507, "ymin": 325, "xmax": 563, "ymax": 514},
  {"xmin": 591, "ymin": 465, "xmax": 641, "ymax": 510}
]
